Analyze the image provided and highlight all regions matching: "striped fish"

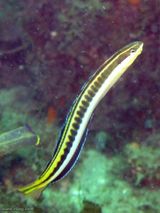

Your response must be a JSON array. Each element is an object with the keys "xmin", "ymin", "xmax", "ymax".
[{"xmin": 18, "ymin": 41, "xmax": 143, "ymax": 196}]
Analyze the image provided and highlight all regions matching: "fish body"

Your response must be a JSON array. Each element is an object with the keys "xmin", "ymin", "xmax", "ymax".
[{"xmin": 18, "ymin": 41, "xmax": 143, "ymax": 195}]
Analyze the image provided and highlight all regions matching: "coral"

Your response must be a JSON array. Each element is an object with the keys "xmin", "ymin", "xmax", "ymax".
[
  {"xmin": 124, "ymin": 142, "xmax": 160, "ymax": 188},
  {"xmin": 0, "ymin": 0, "xmax": 160, "ymax": 212},
  {"xmin": 0, "ymin": 145, "xmax": 160, "ymax": 213},
  {"xmin": 80, "ymin": 200, "xmax": 102, "ymax": 213}
]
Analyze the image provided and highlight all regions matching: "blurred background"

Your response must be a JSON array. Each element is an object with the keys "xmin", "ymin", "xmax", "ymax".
[{"xmin": 0, "ymin": 0, "xmax": 159, "ymax": 212}]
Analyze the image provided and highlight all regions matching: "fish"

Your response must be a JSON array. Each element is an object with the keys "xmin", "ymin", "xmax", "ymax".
[
  {"xmin": 0, "ymin": 126, "xmax": 40, "ymax": 157},
  {"xmin": 18, "ymin": 41, "xmax": 143, "ymax": 196}
]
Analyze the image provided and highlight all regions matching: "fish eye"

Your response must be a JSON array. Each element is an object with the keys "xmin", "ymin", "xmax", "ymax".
[{"xmin": 130, "ymin": 48, "xmax": 136, "ymax": 54}]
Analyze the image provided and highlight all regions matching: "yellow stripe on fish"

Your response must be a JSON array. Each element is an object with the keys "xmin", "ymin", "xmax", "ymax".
[{"xmin": 18, "ymin": 41, "xmax": 143, "ymax": 196}]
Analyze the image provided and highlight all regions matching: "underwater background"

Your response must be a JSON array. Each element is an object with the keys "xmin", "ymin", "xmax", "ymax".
[{"xmin": 0, "ymin": 0, "xmax": 160, "ymax": 212}]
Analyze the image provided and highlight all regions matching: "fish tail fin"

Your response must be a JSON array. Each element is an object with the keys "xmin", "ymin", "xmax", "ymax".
[{"xmin": 18, "ymin": 181, "xmax": 46, "ymax": 199}]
